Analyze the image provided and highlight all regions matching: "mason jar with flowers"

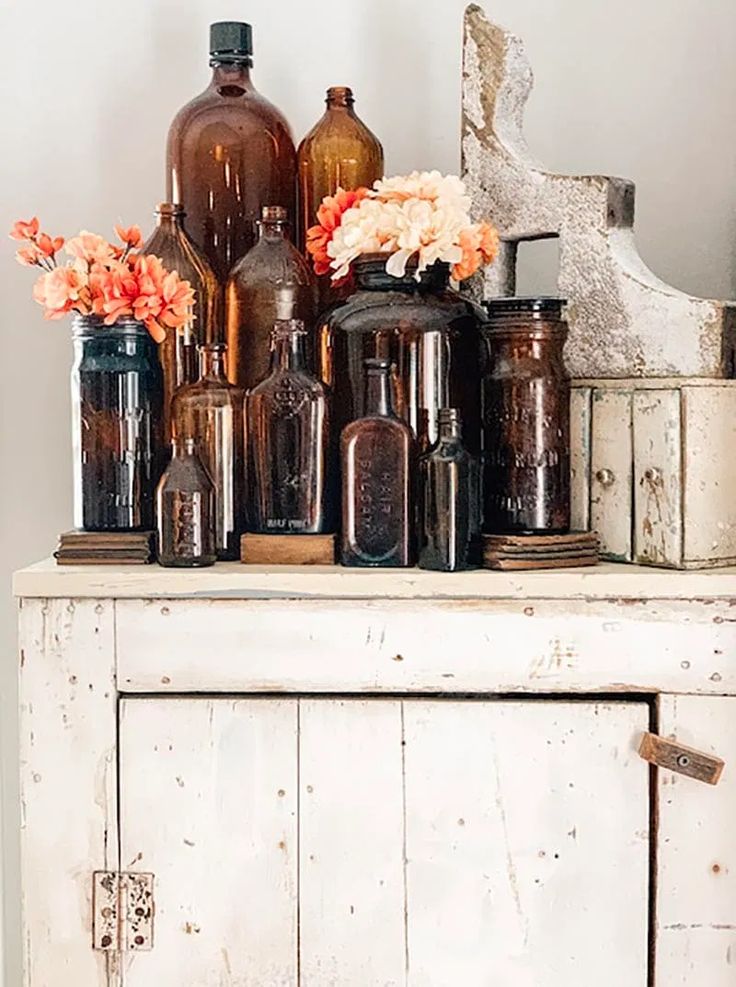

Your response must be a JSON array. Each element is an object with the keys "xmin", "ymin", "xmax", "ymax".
[
  {"xmin": 307, "ymin": 171, "xmax": 498, "ymax": 454},
  {"xmin": 11, "ymin": 219, "xmax": 195, "ymax": 531}
]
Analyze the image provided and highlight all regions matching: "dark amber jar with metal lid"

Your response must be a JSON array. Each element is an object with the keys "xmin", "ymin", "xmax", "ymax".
[{"xmin": 481, "ymin": 297, "xmax": 570, "ymax": 534}]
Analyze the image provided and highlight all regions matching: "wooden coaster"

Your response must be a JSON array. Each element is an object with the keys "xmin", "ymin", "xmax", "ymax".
[
  {"xmin": 56, "ymin": 530, "xmax": 155, "ymax": 565},
  {"xmin": 241, "ymin": 533, "xmax": 337, "ymax": 566},
  {"xmin": 483, "ymin": 531, "xmax": 599, "ymax": 571}
]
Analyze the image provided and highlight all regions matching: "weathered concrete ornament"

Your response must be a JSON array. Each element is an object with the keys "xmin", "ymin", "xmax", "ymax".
[{"xmin": 462, "ymin": 4, "xmax": 736, "ymax": 379}]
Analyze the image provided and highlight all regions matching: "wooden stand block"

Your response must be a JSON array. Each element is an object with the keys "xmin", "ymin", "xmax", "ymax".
[
  {"xmin": 240, "ymin": 533, "xmax": 337, "ymax": 566},
  {"xmin": 55, "ymin": 531, "xmax": 155, "ymax": 566},
  {"xmin": 483, "ymin": 531, "xmax": 599, "ymax": 571}
]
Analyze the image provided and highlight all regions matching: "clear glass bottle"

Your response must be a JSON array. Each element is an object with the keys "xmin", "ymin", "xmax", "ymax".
[
  {"xmin": 166, "ymin": 22, "xmax": 297, "ymax": 282},
  {"xmin": 171, "ymin": 344, "xmax": 244, "ymax": 560},
  {"xmin": 341, "ymin": 357, "xmax": 415, "ymax": 567},
  {"xmin": 157, "ymin": 437, "xmax": 216, "ymax": 567},
  {"xmin": 418, "ymin": 408, "xmax": 481, "ymax": 571},
  {"xmin": 245, "ymin": 320, "xmax": 334, "ymax": 534},
  {"xmin": 297, "ymin": 85, "xmax": 384, "ymax": 252},
  {"xmin": 227, "ymin": 206, "xmax": 317, "ymax": 392},
  {"xmin": 481, "ymin": 297, "xmax": 570, "ymax": 534},
  {"xmin": 71, "ymin": 316, "xmax": 164, "ymax": 531},
  {"xmin": 143, "ymin": 203, "xmax": 220, "ymax": 440}
]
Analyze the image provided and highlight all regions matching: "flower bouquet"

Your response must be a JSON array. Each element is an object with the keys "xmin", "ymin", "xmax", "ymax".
[{"xmin": 306, "ymin": 170, "xmax": 498, "ymax": 282}]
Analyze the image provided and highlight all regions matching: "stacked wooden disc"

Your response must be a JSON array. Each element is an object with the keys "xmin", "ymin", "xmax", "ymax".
[
  {"xmin": 55, "ymin": 531, "xmax": 155, "ymax": 566},
  {"xmin": 483, "ymin": 531, "xmax": 600, "ymax": 571}
]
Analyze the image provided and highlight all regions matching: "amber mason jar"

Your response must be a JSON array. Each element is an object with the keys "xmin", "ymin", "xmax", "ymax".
[
  {"xmin": 481, "ymin": 298, "xmax": 570, "ymax": 534},
  {"xmin": 71, "ymin": 316, "xmax": 164, "ymax": 531},
  {"xmin": 321, "ymin": 254, "xmax": 483, "ymax": 455}
]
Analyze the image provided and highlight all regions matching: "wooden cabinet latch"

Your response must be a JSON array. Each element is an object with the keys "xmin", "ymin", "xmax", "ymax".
[
  {"xmin": 638, "ymin": 732, "xmax": 724, "ymax": 786},
  {"xmin": 93, "ymin": 871, "xmax": 154, "ymax": 952}
]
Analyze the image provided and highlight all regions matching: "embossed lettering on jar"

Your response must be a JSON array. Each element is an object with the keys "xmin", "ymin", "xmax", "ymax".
[{"xmin": 481, "ymin": 297, "xmax": 570, "ymax": 534}]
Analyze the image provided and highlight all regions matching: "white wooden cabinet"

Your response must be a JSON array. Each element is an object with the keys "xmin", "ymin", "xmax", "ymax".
[{"xmin": 14, "ymin": 559, "xmax": 736, "ymax": 986}]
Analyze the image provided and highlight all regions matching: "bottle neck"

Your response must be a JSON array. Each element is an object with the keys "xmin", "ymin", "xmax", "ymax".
[
  {"xmin": 365, "ymin": 370, "xmax": 392, "ymax": 417},
  {"xmin": 172, "ymin": 437, "xmax": 198, "ymax": 459},
  {"xmin": 198, "ymin": 347, "xmax": 228, "ymax": 381},
  {"xmin": 438, "ymin": 415, "xmax": 463, "ymax": 442},
  {"xmin": 271, "ymin": 332, "xmax": 307, "ymax": 372},
  {"xmin": 155, "ymin": 213, "xmax": 182, "ymax": 234},
  {"xmin": 209, "ymin": 61, "xmax": 254, "ymax": 93},
  {"xmin": 258, "ymin": 219, "xmax": 288, "ymax": 242},
  {"xmin": 326, "ymin": 95, "xmax": 356, "ymax": 115}
]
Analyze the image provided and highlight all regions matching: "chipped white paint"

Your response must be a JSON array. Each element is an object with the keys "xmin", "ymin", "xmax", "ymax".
[
  {"xmin": 115, "ymin": 597, "xmax": 736, "ymax": 697},
  {"xmin": 119, "ymin": 698, "xmax": 298, "ymax": 987},
  {"xmin": 571, "ymin": 379, "xmax": 736, "ymax": 568},
  {"xmin": 633, "ymin": 390, "xmax": 683, "ymax": 567},
  {"xmin": 569, "ymin": 387, "xmax": 592, "ymax": 532},
  {"xmin": 590, "ymin": 389, "xmax": 633, "ymax": 561},
  {"xmin": 19, "ymin": 598, "xmax": 119, "ymax": 987},
  {"xmin": 403, "ymin": 701, "xmax": 649, "ymax": 986},
  {"xmin": 462, "ymin": 4, "xmax": 736, "ymax": 379},
  {"xmin": 299, "ymin": 700, "xmax": 406, "ymax": 985},
  {"xmin": 656, "ymin": 696, "xmax": 736, "ymax": 985}
]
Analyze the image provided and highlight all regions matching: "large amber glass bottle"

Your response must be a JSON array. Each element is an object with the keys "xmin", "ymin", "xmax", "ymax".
[
  {"xmin": 341, "ymin": 358, "xmax": 415, "ymax": 568},
  {"xmin": 166, "ymin": 21, "xmax": 297, "ymax": 282},
  {"xmin": 171, "ymin": 344, "xmax": 245, "ymax": 560},
  {"xmin": 297, "ymin": 86, "xmax": 384, "ymax": 251},
  {"xmin": 245, "ymin": 320, "xmax": 334, "ymax": 535},
  {"xmin": 227, "ymin": 206, "xmax": 316, "ymax": 392},
  {"xmin": 143, "ymin": 204, "xmax": 220, "ymax": 441}
]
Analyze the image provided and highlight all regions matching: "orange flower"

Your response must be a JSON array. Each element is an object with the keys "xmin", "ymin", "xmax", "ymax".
[
  {"xmin": 477, "ymin": 222, "xmax": 499, "ymax": 264},
  {"xmin": 36, "ymin": 233, "xmax": 65, "ymax": 257},
  {"xmin": 306, "ymin": 186, "xmax": 371, "ymax": 276},
  {"xmin": 65, "ymin": 231, "xmax": 117, "ymax": 265},
  {"xmin": 451, "ymin": 222, "xmax": 499, "ymax": 282},
  {"xmin": 114, "ymin": 224, "xmax": 143, "ymax": 249},
  {"xmin": 10, "ymin": 217, "xmax": 40, "ymax": 241},
  {"xmin": 33, "ymin": 267, "xmax": 88, "ymax": 319},
  {"xmin": 16, "ymin": 245, "xmax": 44, "ymax": 266}
]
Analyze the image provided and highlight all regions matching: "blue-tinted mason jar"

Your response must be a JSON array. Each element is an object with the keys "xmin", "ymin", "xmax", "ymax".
[{"xmin": 71, "ymin": 316, "xmax": 164, "ymax": 531}]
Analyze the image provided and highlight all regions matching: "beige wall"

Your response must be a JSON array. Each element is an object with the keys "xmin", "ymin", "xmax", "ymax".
[{"xmin": 1, "ymin": 0, "xmax": 735, "ymax": 981}]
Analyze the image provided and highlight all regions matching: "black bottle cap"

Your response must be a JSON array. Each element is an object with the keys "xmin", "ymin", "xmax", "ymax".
[{"xmin": 210, "ymin": 21, "xmax": 253, "ymax": 61}]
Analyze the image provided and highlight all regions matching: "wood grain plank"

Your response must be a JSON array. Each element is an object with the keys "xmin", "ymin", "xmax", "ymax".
[
  {"xmin": 403, "ymin": 700, "xmax": 650, "ymax": 987},
  {"xmin": 591, "ymin": 389, "xmax": 633, "ymax": 561},
  {"xmin": 116, "ymin": 597, "xmax": 736, "ymax": 697},
  {"xmin": 656, "ymin": 695, "xmax": 736, "ymax": 985},
  {"xmin": 570, "ymin": 386, "xmax": 592, "ymax": 533},
  {"xmin": 119, "ymin": 698, "xmax": 298, "ymax": 987},
  {"xmin": 633, "ymin": 390, "xmax": 683, "ymax": 567},
  {"xmin": 299, "ymin": 699, "xmax": 406, "ymax": 986},
  {"xmin": 19, "ymin": 598, "xmax": 119, "ymax": 987}
]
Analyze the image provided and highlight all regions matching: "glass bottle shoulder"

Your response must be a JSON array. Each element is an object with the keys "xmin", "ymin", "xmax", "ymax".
[
  {"xmin": 248, "ymin": 366, "xmax": 326, "ymax": 400},
  {"xmin": 324, "ymin": 285, "xmax": 482, "ymax": 334},
  {"xmin": 173, "ymin": 376, "xmax": 244, "ymax": 408},
  {"xmin": 342, "ymin": 412, "xmax": 413, "ymax": 443},
  {"xmin": 168, "ymin": 81, "xmax": 295, "ymax": 146},
  {"xmin": 299, "ymin": 112, "xmax": 382, "ymax": 159},
  {"xmin": 228, "ymin": 237, "xmax": 313, "ymax": 283}
]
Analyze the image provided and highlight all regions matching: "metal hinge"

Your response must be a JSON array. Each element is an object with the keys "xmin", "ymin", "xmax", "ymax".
[
  {"xmin": 93, "ymin": 872, "xmax": 154, "ymax": 952},
  {"xmin": 639, "ymin": 732, "xmax": 725, "ymax": 786}
]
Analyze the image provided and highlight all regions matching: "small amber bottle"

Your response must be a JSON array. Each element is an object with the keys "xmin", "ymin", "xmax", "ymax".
[
  {"xmin": 142, "ymin": 204, "xmax": 220, "ymax": 441},
  {"xmin": 297, "ymin": 86, "xmax": 384, "ymax": 251},
  {"xmin": 341, "ymin": 358, "xmax": 415, "ymax": 568},
  {"xmin": 226, "ymin": 206, "xmax": 317, "ymax": 393},
  {"xmin": 171, "ymin": 343, "xmax": 245, "ymax": 560},
  {"xmin": 156, "ymin": 437, "xmax": 217, "ymax": 567}
]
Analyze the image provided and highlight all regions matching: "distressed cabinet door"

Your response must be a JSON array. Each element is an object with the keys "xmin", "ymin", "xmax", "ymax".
[{"xmin": 119, "ymin": 698, "xmax": 650, "ymax": 987}]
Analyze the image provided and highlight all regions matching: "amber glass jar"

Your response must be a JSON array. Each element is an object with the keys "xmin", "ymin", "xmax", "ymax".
[
  {"xmin": 418, "ymin": 409, "xmax": 481, "ymax": 571},
  {"xmin": 341, "ymin": 358, "xmax": 415, "ymax": 567},
  {"xmin": 171, "ymin": 344, "xmax": 244, "ymax": 560},
  {"xmin": 321, "ymin": 254, "xmax": 483, "ymax": 456},
  {"xmin": 297, "ymin": 86, "xmax": 383, "ymax": 253},
  {"xmin": 166, "ymin": 22, "xmax": 297, "ymax": 281},
  {"xmin": 71, "ymin": 316, "xmax": 164, "ymax": 531},
  {"xmin": 245, "ymin": 320, "xmax": 334, "ymax": 534},
  {"xmin": 227, "ymin": 206, "xmax": 317, "ymax": 392},
  {"xmin": 143, "ymin": 204, "xmax": 220, "ymax": 439},
  {"xmin": 481, "ymin": 297, "xmax": 570, "ymax": 534},
  {"xmin": 156, "ymin": 437, "xmax": 216, "ymax": 567}
]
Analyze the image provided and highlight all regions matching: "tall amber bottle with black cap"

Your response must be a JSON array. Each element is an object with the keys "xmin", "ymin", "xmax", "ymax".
[{"xmin": 166, "ymin": 22, "xmax": 297, "ymax": 287}]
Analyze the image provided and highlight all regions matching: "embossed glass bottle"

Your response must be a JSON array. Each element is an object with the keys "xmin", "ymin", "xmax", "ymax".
[
  {"xmin": 245, "ymin": 320, "xmax": 334, "ymax": 534},
  {"xmin": 142, "ymin": 203, "xmax": 220, "ymax": 440},
  {"xmin": 341, "ymin": 357, "xmax": 415, "ymax": 567},
  {"xmin": 171, "ymin": 344, "xmax": 245, "ymax": 560},
  {"xmin": 418, "ymin": 408, "xmax": 481, "ymax": 571},
  {"xmin": 481, "ymin": 297, "xmax": 570, "ymax": 533},
  {"xmin": 227, "ymin": 206, "xmax": 317, "ymax": 393},
  {"xmin": 157, "ymin": 437, "xmax": 216, "ymax": 567}
]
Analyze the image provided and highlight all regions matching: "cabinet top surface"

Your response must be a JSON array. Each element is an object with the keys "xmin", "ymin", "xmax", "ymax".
[{"xmin": 12, "ymin": 557, "xmax": 736, "ymax": 601}]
